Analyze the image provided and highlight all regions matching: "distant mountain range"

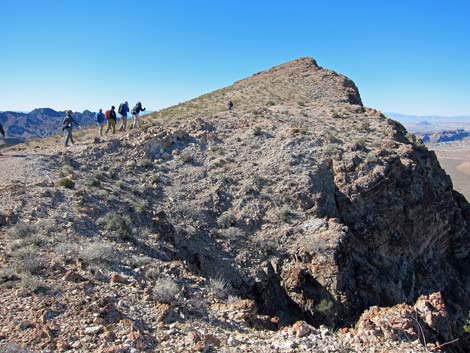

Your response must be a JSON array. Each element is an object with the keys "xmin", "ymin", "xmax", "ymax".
[
  {"xmin": 0, "ymin": 108, "xmax": 96, "ymax": 143},
  {"xmin": 386, "ymin": 112, "xmax": 470, "ymax": 143},
  {"xmin": 386, "ymin": 112, "xmax": 470, "ymax": 133}
]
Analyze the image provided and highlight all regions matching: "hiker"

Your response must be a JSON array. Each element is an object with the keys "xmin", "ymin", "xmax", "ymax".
[
  {"xmin": 118, "ymin": 101, "xmax": 130, "ymax": 131},
  {"xmin": 62, "ymin": 110, "xmax": 80, "ymax": 146},
  {"xmin": 227, "ymin": 100, "xmax": 234, "ymax": 111},
  {"xmin": 131, "ymin": 102, "xmax": 146, "ymax": 129},
  {"xmin": 95, "ymin": 109, "xmax": 106, "ymax": 136},
  {"xmin": 105, "ymin": 106, "xmax": 117, "ymax": 134}
]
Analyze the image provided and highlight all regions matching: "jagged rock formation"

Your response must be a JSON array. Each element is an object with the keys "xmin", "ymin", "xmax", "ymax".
[
  {"xmin": 0, "ymin": 58, "xmax": 469, "ymax": 352},
  {"xmin": 0, "ymin": 108, "xmax": 96, "ymax": 144}
]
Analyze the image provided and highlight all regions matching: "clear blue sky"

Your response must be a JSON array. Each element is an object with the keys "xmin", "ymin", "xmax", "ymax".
[{"xmin": 2, "ymin": 0, "xmax": 469, "ymax": 116}]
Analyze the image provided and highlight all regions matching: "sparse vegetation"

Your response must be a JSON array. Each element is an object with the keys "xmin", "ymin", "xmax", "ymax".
[
  {"xmin": 6, "ymin": 223, "xmax": 37, "ymax": 240},
  {"xmin": 207, "ymin": 277, "xmax": 230, "ymax": 300},
  {"xmin": 153, "ymin": 277, "xmax": 180, "ymax": 304},
  {"xmin": 80, "ymin": 243, "xmax": 116, "ymax": 267},
  {"xmin": 464, "ymin": 311, "xmax": 470, "ymax": 333},
  {"xmin": 180, "ymin": 150, "xmax": 193, "ymax": 163},
  {"xmin": 57, "ymin": 177, "xmax": 75, "ymax": 189},
  {"xmin": 11, "ymin": 246, "xmax": 44, "ymax": 275},
  {"xmin": 279, "ymin": 205, "xmax": 293, "ymax": 222},
  {"xmin": 217, "ymin": 211, "xmax": 237, "ymax": 228},
  {"xmin": 253, "ymin": 126, "xmax": 262, "ymax": 136},
  {"xmin": 316, "ymin": 299, "xmax": 334, "ymax": 317},
  {"xmin": 100, "ymin": 211, "xmax": 133, "ymax": 240}
]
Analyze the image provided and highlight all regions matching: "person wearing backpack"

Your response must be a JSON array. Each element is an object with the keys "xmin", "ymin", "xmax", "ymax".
[
  {"xmin": 62, "ymin": 110, "xmax": 80, "ymax": 147},
  {"xmin": 105, "ymin": 106, "xmax": 117, "ymax": 134},
  {"xmin": 131, "ymin": 102, "xmax": 146, "ymax": 129},
  {"xmin": 95, "ymin": 109, "xmax": 106, "ymax": 136},
  {"xmin": 227, "ymin": 100, "xmax": 234, "ymax": 111},
  {"xmin": 118, "ymin": 101, "xmax": 130, "ymax": 132}
]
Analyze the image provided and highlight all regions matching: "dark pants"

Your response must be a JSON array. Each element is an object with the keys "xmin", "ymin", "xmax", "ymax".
[{"xmin": 64, "ymin": 128, "xmax": 74, "ymax": 146}]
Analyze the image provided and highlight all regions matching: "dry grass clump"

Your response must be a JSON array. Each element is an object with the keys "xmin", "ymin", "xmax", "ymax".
[
  {"xmin": 153, "ymin": 277, "xmax": 180, "ymax": 304},
  {"xmin": 207, "ymin": 277, "xmax": 231, "ymax": 300},
  {"xmin": 6, "ymin": 223, "xmax": 36, "ymax": 240},
  {"xmin": 217, "ymin": 211, "xmax": 237, "ymax": 229},
  {"xmin": 11, "ymin": 246, "xmax": 44, "ymax": 275},
  {"xmin": 80, "ymin": 243, "xmax": 116, "ymax": 267}
]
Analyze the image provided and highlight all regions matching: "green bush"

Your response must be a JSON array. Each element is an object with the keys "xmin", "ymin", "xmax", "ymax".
[
  {"xmin": 57, "ymin": 177, "xmax": 75, "ymax": 189},
  {"xmin": 279, "ymin": 205, "xmax": 292, "ymax": 223},
  {"xmin": 101, "ymin": 211, "xmax": 133, "ymax": 240},
  {"xmin": 464, "ymin": 311, "xmax": 470, "ymax": 333}
]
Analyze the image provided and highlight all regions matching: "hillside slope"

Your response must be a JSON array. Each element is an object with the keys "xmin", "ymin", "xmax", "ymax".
[{"xmin": 0, "ymin": 58, "xmax": 469, "ymax": 353}]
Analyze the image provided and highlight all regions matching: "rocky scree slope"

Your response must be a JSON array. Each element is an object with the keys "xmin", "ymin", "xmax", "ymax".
[{"xmin": 0, "ymin": 57, "xmax": 469, "ymax": 352}]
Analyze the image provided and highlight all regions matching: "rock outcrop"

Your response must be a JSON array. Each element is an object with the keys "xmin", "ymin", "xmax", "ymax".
[{"xmin": 0, "ymin": 57, "xmax": 469, "ymax": 352}]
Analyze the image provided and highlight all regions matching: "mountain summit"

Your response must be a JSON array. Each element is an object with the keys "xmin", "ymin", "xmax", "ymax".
[{"xmin": 0, "ymin": 58, "xmax": 469, "ymax": 352}]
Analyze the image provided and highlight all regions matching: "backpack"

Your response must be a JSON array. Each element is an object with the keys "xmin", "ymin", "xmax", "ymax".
[
  {"xmin": 118, "ymin": 103, "xmax": 124, "ymax": 115},
  {"xmin": 105, "ymin": 110, "xmax": 110, "ymax": 119}
]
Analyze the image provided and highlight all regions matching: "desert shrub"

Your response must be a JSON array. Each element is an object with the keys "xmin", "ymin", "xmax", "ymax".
[
  {"xmin": 266, "ymin": 101, "xmax": 276, "ymax": 106},
  {"xmin": 226, "ymin": 295, "xmax": 242, "ymax": 304},
  {"xmin": 323, "ymin": 143, "xmax": 339, "ymax": 156},
  {"xmin": 6, "ymin": 223, "xmax": 37, "ymax": 240},
  {"xmin": 330, "ymin": 110, "xmax": 342, "ymax": 119},
  {"xmin": 210, "ymin": 158, "xmax": 226, "ymax": 168},
  {"xmin": 54, "ymin": 243, "xmax": 78, "ymax": 261},
  {"xmin": 180, "ymin": 150, "xmax": 193, "ymax": 163},
  {"xmin": 20, "ymin": 273, "xmax": 44, "ymax": 292},
  {"xmin": 57, "ymin": 177, "xmax": 75, "ymax": 189},
  {"xmin": 100, "ymin": 211, "xmax": 133, "ymax": 240},
  {"xmin": 84, "ymin": 176, "xmax": 101, "ymax": 187},
  {"xmin": 316, "ymin": 299, "xmax": 334, "ymax": 317},
  {"xmin": 208, "ymin": 277, "xmax": 230, "ymax": 300},
  {"xmin": 11, "ymin": 246, "xmax": 44, "ymax": 275},
  {"xmin": 279, "ymin": 205, "xmax": 292, "ymax": 223},
  {"xmin": 7, "ymin": 223, "xmax": 46, "ymax": 250},
  {"xmin": 153, "ymin": 277, "xmax": 180, "ymax": 304},
  {"xmin": 366, "ymin": 152, "xmax": 378, "ymax": 163},
  {"xmin": 326, "ymin": 132, "xmax": 342, "ymax": 144},
  {"xmin": 219, "ymin": 227, "xmax": 244, "ymax": 240},
  {"xmin": 252, "ymin": 126, "xmax": 262, "ymax": 136},
  {"xmin": 80, "ymin": 243, "xmax": 116, "ymax": 267},
  {"xmin": 140, "ymin": 158, "xmax": 153, "ymax": 168},
  {"xmin": 243, "ymin": 175, "xmax": 266, "ymax": 194},
  {"xmin": 217, "ymin": 211, "xmax": 237, "ymax": 229},
  {"xmin": 130, "ymin": 255, "xmax": 153, "ymax": 268},
  {"xmin": 130, "ymin": 200, "xmax": 146, "ymax": 214},
  {"xmin": 464, "ymin": 311, "xmax": 470, "ymax": 333}
]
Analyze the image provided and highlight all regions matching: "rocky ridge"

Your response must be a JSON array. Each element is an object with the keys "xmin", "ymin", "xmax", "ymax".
[{"xmin": 0, "ymin": 57, "xmax": 469, "ymax": 352}]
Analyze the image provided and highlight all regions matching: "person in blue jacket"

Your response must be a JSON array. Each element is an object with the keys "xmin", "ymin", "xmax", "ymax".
[
  {"xmin": 96, "ymin": 109, "xmax": 106, "ymax": 136},
  {"xmin": 118, "ymin": 101, "xmax": 130, "ymax": 131}
]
